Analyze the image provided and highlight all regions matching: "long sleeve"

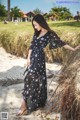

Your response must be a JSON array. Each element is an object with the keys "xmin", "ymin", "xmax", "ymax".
[{"xmin": 49, "ymin": 31, "xmax": 66, "ymax": 49}]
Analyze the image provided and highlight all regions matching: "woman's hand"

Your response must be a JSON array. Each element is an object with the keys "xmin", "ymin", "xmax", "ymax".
[
  {"xmin": 74, "ymin": 45, "xmax": 80, "ymax": 51},
  {"xmin": 63, "ymin": 44, "xmax": 80, "ymax": 51},
  {"xmin": 24, "ymin": 58, "xmax": 31, "ymax": 67},
  {"xmin": 27, "ymin": 58, "xmax": 31, "ymax": 67},
  {"xmin": 24, "ymin": 49, "xmax": 32, "ymax": 67}
]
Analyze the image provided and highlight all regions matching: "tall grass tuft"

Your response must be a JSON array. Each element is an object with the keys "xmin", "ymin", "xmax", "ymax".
[
  {"xmin": 0, "ymin": 30, "xmax": 32, "ymax": 58},
  {"xmin": 0, "ymin": 29, "xmax": 80, "ymax": 63}
]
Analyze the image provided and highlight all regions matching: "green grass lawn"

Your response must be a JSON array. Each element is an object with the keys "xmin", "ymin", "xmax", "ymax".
[
  {"xmin": 48, "ymin": 20, "xmax": 80, "ymax": 33},
  {"xmin": 48, "ymin": 20, "xmax": 80, "ymax": 27},
  {"xmin": 0, "ymin": 20, "xmax": 80, "ymax": 34},
  {"xmin": 0, "ymin": 22, "xmax": 33, "ymax": 34}
]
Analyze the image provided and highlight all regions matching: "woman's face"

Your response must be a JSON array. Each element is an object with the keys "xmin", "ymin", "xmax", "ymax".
[{"xmin": 33, "ymin": 21, "xmax": 42, "ymax": 31}]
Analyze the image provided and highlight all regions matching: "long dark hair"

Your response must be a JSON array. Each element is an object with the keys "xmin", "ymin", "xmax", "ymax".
[{"xmin": 32, "ymin": 14, "xmax": 52, "ymax": 37}]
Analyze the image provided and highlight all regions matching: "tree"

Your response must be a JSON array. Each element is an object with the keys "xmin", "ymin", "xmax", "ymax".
[
  {"xmin": 7, "ymin": 0, "xmax": 10, "ymax": 21},
  {"xmin": 76, "ymin": 11, "xmax": 80, "ymax": 22},
  {"xmin": 0, "ymin": 4, "xmax": 7, "ymax": 17},
  {"xmin": 49, "ymin": 7, "xmax": 72, "ymax": 20},
  {"xmin": 33, "ymin": 8, "xmax": 43, "ymax": 15},
  {"xmin": 11, "ymin": 6, "xmax": 23, "ymax": 19}
]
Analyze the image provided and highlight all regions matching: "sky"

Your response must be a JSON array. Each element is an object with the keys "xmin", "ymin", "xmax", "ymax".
[{"xmin": 3, "ymin": 0, "xmax": 80, "ymax": 16}]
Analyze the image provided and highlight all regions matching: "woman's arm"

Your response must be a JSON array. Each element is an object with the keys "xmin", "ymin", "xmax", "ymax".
[
  {"xmin": 49, "ymin": 31, "xmax": 80, "ymax": 51},
  {"xmin": 63, "ymin": 44, "xmax": 80, "ymax": 51},
  {"xmin": 27, "ymin": 49, "xmax": 32, "ymax": 59},
  {"xmin": 27, "ymin": 49, "xmax": 32, "ymax": 67},
  {"xmin": 25, "ymin": 34, "xmax": 35, "ymax": 67}
]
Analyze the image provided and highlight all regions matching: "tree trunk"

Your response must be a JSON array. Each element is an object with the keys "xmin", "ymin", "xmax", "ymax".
[{"xmin": 7, "ymin": 0, "xmax": 10, "ymax": 21}]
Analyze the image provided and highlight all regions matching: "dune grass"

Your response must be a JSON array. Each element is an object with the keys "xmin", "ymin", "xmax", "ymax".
[{"xmin": 0, "ymin": 20, "xmax": 80, "ymax": 33}]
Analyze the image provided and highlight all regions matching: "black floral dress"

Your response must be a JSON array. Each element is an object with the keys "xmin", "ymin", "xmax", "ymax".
[{"xmin": 22, "ymin": 31, "xmax": 66, "ymax": 113}]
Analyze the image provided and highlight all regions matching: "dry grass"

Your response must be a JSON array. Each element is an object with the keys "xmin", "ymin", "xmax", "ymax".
[
  {"xmin": 58, "ymin": 49, "xmax": 80, "ymax": 120},
  {"xmin": 45, "ymin": 49, "xmax": 80, "ymax": 120},
  {"xmin": 0, "ymin": 30, "xmax": 32, "ymax": 57},
  {"xmin": 0, "ymin": 21, "xmax": 80, "ymax": 63}
]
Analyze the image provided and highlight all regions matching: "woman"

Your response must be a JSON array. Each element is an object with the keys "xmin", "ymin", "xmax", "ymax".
[{"xmin": 16, "ymin": 14, "xmax": 80, "ymax": 115}]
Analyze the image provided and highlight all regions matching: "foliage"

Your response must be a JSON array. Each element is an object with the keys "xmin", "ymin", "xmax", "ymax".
[
  {"xmin": 0, "ymin": 4, "xmax": 7, "ymax": 17},
  {"xmin": 10, "ymin": 6, "xmax": 23, "ymax": 18},
  {"xmin": 49, "ymin": 7, "xmax": 72, "ymax": 20},
  {"xmin": 33, "ymin": 8, "xmax": 43, "ymax": 15},
  {"xmin": 0, "ymin": 17, "xmax": 7, "ymax": 21}
]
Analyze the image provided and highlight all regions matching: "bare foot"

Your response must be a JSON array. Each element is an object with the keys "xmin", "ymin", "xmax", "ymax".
[
  {"xmin": 16, "ymin": 109, "xmax": 28, "ymax": 116},
  {"xmin": 16, "ymin": 99, "xmax": 27, "ymax": 115},
  {"xmin": 21, "ymin": 99, "xmax": 27, "ymax": 109}
]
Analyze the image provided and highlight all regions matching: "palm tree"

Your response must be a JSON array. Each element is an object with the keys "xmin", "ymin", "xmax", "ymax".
[
  {"xmin": 7, "ymin": 0, "xmax": 10, "ymax": 21},
  {"xmin": 11, "ymin": 6, "xmax": 23, "ymax": 18}
]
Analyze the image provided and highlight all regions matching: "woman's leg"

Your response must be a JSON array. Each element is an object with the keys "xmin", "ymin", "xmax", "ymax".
[
  {"xmin": 20, "ymin": 98, "xmax": 27, "ymax": 111},
  {"xmin": 16, "ymin": 98, "xmax": 27, "ymax": 115}
]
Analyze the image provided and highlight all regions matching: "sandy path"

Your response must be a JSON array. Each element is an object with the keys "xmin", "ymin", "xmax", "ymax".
[{"xmin": 0, "ymin": 47, "xmax": 62, "ymax": 120}]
